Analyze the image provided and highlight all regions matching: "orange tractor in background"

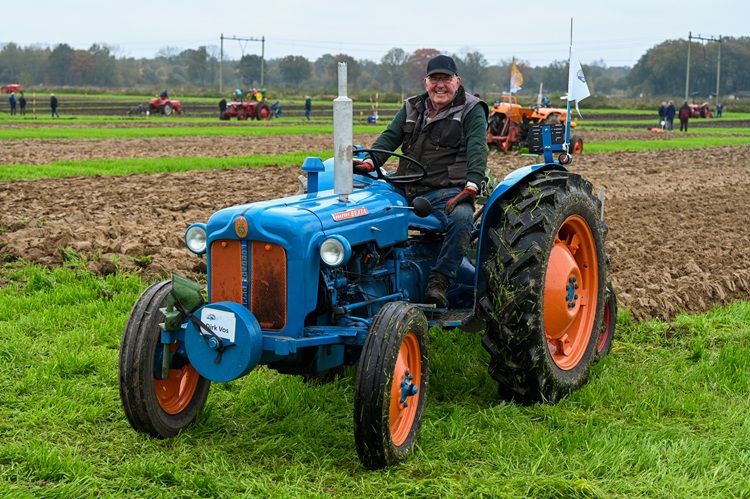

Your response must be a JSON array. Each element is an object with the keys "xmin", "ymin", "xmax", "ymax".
[{"xmin": 486, "ymin": 95, "xmax": 583, "ymax": 155}]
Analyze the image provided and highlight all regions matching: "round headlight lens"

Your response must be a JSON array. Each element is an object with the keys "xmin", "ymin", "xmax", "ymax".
[
  {"xmin": 185, "ymin": 224, "xmax": 207, "ymax": 255},
  {"xmin": 320, "ymin": 238, "xmax": 345, "ymax": 267}
]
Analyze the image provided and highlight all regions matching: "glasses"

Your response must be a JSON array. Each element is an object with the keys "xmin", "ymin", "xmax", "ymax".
[{"xmin": 427, "ymin": 75, "xmax": 455, "ymax": 84}]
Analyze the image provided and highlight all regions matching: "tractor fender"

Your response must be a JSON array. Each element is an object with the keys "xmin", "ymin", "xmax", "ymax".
[{"xmin": 473, "ymin": 162, "xmax": 568, "ymax": 301}]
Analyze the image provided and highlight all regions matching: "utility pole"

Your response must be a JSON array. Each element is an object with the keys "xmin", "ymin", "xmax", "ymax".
[
  {"xmin": 219, "ymin": 34, "xmax": 266, "ymax": 94},
  {"xmin": 685, "ymin": 32, "xmax": 722, "ymax": 107},
  {"xmin": 684, "ymin": 32, "xmax": 691, "ymax": 103}
]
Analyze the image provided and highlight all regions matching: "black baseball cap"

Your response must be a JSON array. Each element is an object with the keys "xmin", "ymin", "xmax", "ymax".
[{"xmin": 426, "ymin": 55, "xmax": 458, "ymax": 76}]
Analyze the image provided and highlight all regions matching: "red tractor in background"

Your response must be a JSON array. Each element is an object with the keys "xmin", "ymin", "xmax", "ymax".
[
  {"xmin": 1, "ymin": 84, "xmax": 21, "ymax": 94},
  {"xmin": 689, "ymin": 102, "xmax": 712, "ymax": 118},
  {"xmin": 486, "ymin": 95, "xmax": 583, "ymax": 155},
  {"xmin": 149, "ymin": 96, "xmax": 183, "ymax": 116},
  {"xmin": 220, "ymin": 100, "xmax": 272, "ymax": 121}
]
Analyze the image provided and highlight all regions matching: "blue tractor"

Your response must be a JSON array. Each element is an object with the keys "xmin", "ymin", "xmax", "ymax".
[{"xmin": 118, "ymin": 66, "xmax": 616, "ymax": 470}]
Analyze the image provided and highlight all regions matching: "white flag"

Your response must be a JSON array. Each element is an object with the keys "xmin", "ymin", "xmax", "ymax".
[{"xmin": 567, "ymin": 51, "xmax": 590, "ymax": 117}]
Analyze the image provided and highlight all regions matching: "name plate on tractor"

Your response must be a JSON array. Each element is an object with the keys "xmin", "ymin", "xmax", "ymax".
[
  {"xmin": 201, "ymin": 308, "xmax": 236, "ymax": 343},
  {"xmin": 184, "ymin": 301, "xmax": 263, "ymax": 382}
]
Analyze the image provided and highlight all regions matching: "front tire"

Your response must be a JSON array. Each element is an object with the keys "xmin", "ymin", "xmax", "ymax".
[
  {"xmin": 570, "ymin": 135, "xmax": 584, "ymax": 154},
  {"xmin": 118, "ymin": 281, "xmax": 211, "ymax": 438},
  {"xmin": 354, "ymin": 302, "xmax": 429, "ymax": 469},
  {"xmin": 480, "ymin": 170, "xmax": 607, "ymax": 404}
]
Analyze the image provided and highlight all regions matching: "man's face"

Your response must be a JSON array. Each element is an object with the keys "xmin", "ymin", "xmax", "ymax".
[{"xmin": 423, "ymin": 73, "xmax": 461, "ymax": 110}]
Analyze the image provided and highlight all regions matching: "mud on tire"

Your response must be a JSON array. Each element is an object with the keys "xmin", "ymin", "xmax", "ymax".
[
  {"xmin": 479, "ymin": 170, "xmax": 608, "ymax": 404},
  {"xmin": 118, "ymin": 280, "xmax": 211, "ymax": 438},
  {"xmin": 354, "ymin": 302, "xmax": 429, "ymax": 469}
]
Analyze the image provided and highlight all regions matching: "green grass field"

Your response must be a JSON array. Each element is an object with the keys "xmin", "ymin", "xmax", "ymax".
[
  {"xmin": 1, "ymin": 261, "xmax": 749, "ymax": 498},
  {"xmin": 2, "ymin": 111, "xmax": 750, "ymax": 497}
]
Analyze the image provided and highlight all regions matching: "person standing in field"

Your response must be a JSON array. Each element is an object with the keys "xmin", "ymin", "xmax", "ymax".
[
  {"xmin": 8, "ymin": 92, "xmax": 17, "ymax": 115},
  {"xmin": 18, "ymin": 92, "xmax": 26, "ymax": 116},
  {"xmin": 679, "ymin": 101, "xmax": 691, "ymax": 132},
  {"xmin": 658, "ymin": 101, "xmax": 667, "ymax": 129},
  {"xmin": 304, "ymin": 96, "xmax": 311, "ymax": 120},
  {"xmin": 665, "ymin": 100, "xmax": 675, "ymax": 131},
  {"xmin": 219, "ymin": 97, "xmax": 227, "ymax": 119},
  {"xmin": 50, "ymin": 93, "xmax": 59, "ymax": 117}
]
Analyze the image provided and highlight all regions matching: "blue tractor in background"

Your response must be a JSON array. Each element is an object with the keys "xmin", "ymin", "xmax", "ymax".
[{"xmin": 118, "ymin": 65, "xmax": 616, "ymax": 469}]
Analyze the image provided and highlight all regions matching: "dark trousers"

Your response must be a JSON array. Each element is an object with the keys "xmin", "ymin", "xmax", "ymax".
[{"xmin": 679, "ymin": 118, "xmax": 688, "ymax": 132}]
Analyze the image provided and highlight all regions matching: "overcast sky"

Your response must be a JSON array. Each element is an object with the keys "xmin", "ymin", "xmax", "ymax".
[{"xmin": 3, "ymin": 0, "xmax": 746, "ymax": 68}]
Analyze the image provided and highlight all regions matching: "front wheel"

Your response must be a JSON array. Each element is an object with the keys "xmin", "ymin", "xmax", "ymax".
[
  {"xmin": 354, "ymin": 302, "xmax": 429, "ymax": 469},
  {"xmin": 480, "ymin": 170, "xmax": 608, "ymax": 404},
  {"xmin": 118, "ymin": 281, "xmax": 211, "ymax": 438},
  {"xmin": 570, "ymin": 135, "xmax": 584, "ymax": 154}
]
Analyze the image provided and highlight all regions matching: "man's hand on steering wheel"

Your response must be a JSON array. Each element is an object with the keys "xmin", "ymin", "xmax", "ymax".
[{"xmin": 353, "ymin": 158, "xmax": 375, "ymax": 175}]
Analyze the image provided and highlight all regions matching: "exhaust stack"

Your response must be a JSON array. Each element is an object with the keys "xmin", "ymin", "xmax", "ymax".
[{"xmin": 333, "ymin": 62, "xmax": 353, "ymax": 202}]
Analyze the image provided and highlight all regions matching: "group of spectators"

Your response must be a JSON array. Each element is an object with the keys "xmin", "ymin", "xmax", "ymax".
[
  {"xmin": 7, "ymin": 92, "xmax": 60, "ymax": 117},
  {"xmin": 658, "ymin": 100, "xmax": 694, "ymax": 132},
  {"xmin": 7, "ymin": 91, "xmax": 25, "ymax": 116},
  {"xmin": 658, "ymin": 100, "xmax": 725, "ymax": 132}
]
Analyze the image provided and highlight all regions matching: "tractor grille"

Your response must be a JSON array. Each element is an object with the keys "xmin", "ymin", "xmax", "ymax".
[
  {"xmin": 210, "ymin": 239, "xmax": 287, "ymax": 331},
  {"xmin": 210, "ymin": 240, "xmax": 245, "ymax": 304}
]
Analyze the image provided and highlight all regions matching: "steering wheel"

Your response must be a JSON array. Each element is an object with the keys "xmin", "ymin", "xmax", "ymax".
[{"xmin": 353, "ymin": 148, "xmax": 427, "ymax": 185}]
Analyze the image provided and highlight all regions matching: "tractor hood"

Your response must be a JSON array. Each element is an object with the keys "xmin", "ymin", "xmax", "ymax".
[{"xmin": 205, "ymin": 180, "xmax": 412, "ymax": 259}]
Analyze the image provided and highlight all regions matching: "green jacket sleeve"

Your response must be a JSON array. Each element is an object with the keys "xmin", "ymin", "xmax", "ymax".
[{"xmin": 463, "ymin": 104, "xmax": 489, "ymax": 187}]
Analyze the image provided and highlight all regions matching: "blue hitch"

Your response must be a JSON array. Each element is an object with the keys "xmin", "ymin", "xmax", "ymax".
[
  {"xmin": 566, "ymin": 276, "xmax": 579, "ymax": 309},
  {"xmin": 399, "ymin": 370, "xmax": 419, "ymax": 407}
]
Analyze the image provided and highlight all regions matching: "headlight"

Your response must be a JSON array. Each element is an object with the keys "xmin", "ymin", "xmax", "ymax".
[
  {"xmin": 185, "ymin": 224, "xmax": 207, "ymax": 255},
  {"xmin": 320, "ymin": 236, "xmax": 351, "ymax": 267}
]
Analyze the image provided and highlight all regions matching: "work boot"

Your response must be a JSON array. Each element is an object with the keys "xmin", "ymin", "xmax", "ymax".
[{"xmin": 424, "ymin": 273, "xmax": 450, "ymax": 308}]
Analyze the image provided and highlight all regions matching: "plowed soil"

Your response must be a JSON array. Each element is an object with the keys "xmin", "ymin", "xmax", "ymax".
[{"xmin": 1, "ymin": 127, "xmax": 749, "ymax": 321}]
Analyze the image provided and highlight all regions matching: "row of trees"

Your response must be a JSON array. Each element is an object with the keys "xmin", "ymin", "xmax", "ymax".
[{"xmin": 1, "ymin": 38, "xmax": 749, "ymax": 100}]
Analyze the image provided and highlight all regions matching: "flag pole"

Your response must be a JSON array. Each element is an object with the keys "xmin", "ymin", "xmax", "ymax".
[
  {"xmin": 565, "ymin": 18, "xmax": 573, "ymax": 151},
  {"xmin": 509, "ymin": 56, "xmax": 514, "ymax": 99}
]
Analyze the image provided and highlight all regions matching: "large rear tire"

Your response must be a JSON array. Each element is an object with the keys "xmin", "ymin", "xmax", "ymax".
[
  {"xmin": 480, "ymin": 170, "xmax": 607, "ymax": 404},
  {"xmin": 162, "ymin": 102, "xmax": 173, "ymax": 116},
  {"xmin": 354, "ymin": 302, "xmax": 429, "ymax": 469},
  {"xmin": 596, "ymin": 279, "xmax": 617, "ymax": 361},
  {"xmin": 488, "ymin": 113, "xmax": 506, "ymax": 136},
  {"xmin": 118, "ymin": 281, "xmax": 210, "ymax": 438},
  {"xmin": 255, "ymin": 102, "xmax": 272, "ymax": 120}
]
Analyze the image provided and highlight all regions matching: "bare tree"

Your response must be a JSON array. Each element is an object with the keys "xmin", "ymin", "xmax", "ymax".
[{"xmin": 381, "ymin": 48, "xmax": 408, "ymax": 92}]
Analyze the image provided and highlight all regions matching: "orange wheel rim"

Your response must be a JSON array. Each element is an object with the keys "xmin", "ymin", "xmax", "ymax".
[
  {"xmin": 389, "ymin": 332, "xmax": 421, "ymax": 446},
  {"xmin": 543, "ymin": 215, "xmax": 598, "ymax": 370},
  {"xmin": 573, "ymin": 140, "xmax": 583, "ymax": 154},
  {"xmin": 154, "ymin": 343, "xmax": 200, "ymax": 415}
]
